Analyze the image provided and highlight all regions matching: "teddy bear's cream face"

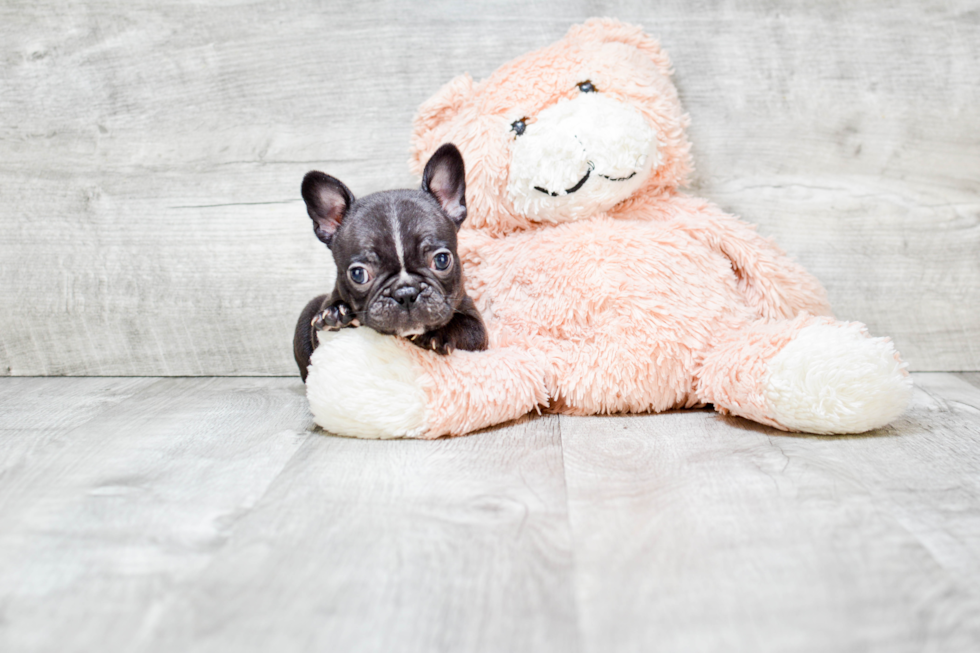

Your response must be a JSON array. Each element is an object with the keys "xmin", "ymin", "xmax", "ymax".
[
  {"xmin": 410, "ymin": 24, "xmax": 693, "ymax": 234},
  {"xmin": 505, "ymin": 92, "xmax": 660, "ymax": 223}
]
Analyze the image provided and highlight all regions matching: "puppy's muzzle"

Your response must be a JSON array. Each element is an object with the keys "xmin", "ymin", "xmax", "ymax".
[
  {"xmin": 365, "ymin": 280, "xmax": 453, "ymax": 336},
  {"xmin": 392, "ymin": 284, "xmax": 420, "ymax": 306}
]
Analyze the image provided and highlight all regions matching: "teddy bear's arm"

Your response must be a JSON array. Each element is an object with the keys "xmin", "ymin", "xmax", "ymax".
[{"xmin": 672, "ymin": 196, "xmax": 834, "ymax": 321}]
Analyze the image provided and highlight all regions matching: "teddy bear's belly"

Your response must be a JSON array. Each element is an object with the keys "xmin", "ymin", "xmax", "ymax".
[{"xmin": 464, "ymin": 218, "xmax": 756, "ymax": 413}]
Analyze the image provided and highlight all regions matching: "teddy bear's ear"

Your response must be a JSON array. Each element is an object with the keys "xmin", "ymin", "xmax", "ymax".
[
  {"xmin": 410, "ymin": 73, "xmax": 475, "ymax": 175},
  {"xmin": 565, "ymin": 18, "xmax": 674, "ymax": 77}
]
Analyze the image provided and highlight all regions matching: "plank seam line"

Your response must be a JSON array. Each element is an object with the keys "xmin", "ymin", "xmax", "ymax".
[
  {"xmin": 168, "ymin": 200, "xmax": 299, "ymax": 209},
  {"xmin": 556, "ymin": 415, "xmax": 587, "ymax": 651}
]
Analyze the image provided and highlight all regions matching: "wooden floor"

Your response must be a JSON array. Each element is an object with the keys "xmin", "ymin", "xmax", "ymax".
[{"xmin": 0, "ymin": 374, "xmax": 978, "ymax": 652}]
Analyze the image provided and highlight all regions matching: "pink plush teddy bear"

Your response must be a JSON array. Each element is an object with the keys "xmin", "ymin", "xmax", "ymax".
[{"xmin": 305, "ymin": 18, "xmax": 912, "ymax": 438}]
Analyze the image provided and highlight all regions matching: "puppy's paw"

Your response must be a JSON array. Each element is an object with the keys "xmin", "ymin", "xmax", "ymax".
[
  {"xmin": 312, "ymin": 301, "xmax": 356, "ymax": 331},
  {"xmin": 410, "ymin": 330, "xmax": 456, "ymax": 355},
  {"xmin": 409, "ymin": 317, "xmax": 488, "ymax": 356}
]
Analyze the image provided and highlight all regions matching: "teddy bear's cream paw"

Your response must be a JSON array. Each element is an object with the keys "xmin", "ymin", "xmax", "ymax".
[
  {"xmin": 306, "ymin": 328, "xmax": 427, "ymax": 439},
  {"xmin": 763, "ymin": 322, "xmax": 913, "ymax": 434}
]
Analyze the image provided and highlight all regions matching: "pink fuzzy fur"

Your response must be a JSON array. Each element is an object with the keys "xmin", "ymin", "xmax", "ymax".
[{"xmin": 375, "ymin": 18, "xmax": 907, "ymax": 438}]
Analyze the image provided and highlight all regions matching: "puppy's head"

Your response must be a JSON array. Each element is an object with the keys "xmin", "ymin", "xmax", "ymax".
[{"xmin": 301, "ymin": 143, "xmax": 468, "ymax": 337}]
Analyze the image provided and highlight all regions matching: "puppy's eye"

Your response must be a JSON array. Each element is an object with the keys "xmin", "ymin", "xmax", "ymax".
[
  {"xmin": 511, "ymin": 118, "xmax": 528, "ymax": 136},
  {"xmin": 430, "ymin": 250, "xmax": 453, "ymax": 272},
  {"xmin": 348, "ymin": 265, "xmax": 371, "ymax": 285},
  {"xmin": 577, "ymin": 80, "xmax": 597, "ymax": 93}
]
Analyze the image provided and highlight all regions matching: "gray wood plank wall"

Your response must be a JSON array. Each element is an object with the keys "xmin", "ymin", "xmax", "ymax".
[{"xmin": 1, "ymin": 0, "xmax": 978, "ymax": 375}]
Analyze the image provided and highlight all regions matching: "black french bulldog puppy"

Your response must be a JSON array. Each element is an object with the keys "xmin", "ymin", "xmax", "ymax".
[{"xmin": 293, "ymin": 143, "xmax": 488, "ymax": 382}]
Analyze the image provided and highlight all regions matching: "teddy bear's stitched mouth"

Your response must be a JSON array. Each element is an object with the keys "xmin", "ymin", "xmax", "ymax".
[
  {"xmin": 599, "ymin": 171, "xmax": 637, "ymax": 182},
  {"xmin": 532, "ymin": 165, "xmax": 637, "ymax": 197},
  {"xmin": 534, "ymin": 166, "xmax": 592, "ymax": 197}
]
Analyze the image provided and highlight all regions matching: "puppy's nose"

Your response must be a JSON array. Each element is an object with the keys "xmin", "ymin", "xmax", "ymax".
[{"xmin": 392, "ymin": 285, "xmax": 420, "ymax": 306}]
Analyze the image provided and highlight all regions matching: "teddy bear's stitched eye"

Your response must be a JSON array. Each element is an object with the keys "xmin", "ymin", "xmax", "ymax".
[
  {"xmin": 577, "ymin": 80, "xmax": 597, "ymax": 93},
  {"xmin": 511, "ymin": 118, "xmax": 527, "ymax": 136}
]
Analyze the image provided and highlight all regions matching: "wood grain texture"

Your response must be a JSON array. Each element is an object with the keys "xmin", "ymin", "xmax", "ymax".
[
  {"xmin": 0, "ymin": 377, "xmax": 315, "ymax": 652},
  {"xmin": 0, "ymin": 377, "xmax": 578, "ymax": 653},
  {"xmin": 560, "ymin": 373, "xmax": 980, "ymax": 652},
  {"xmin": 0, "ymin": 376, "xmax": 157, "ymax": 501},
  {"xmin": 1, "ymin": 0, "xmax": 978, "ymax": 374},
  {"xmin": 1, "ymin": 374, "xmax": 979, "ymax": 651},
  {"xmin": 957, "ymin": 372, "xmax": 980, "ymax": 390},
  {"xmin": 140, "ymin": 415, "xmax": 578, "ymax": 653}
]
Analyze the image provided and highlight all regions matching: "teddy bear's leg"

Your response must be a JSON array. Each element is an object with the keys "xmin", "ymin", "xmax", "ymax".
[
  {"xmin": 305, "ymin": 328, "xmax": 550, "ymax": 439},
  {"xmin": 695, "ymin": 315, "xmax": 912, "ymax": 434}
]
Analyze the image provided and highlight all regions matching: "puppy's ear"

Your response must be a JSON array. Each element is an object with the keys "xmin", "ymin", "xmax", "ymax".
[
  {"xmin": 422, "ymin": 143, "xmax": 467, "ymax": 229},
  {"xmin": 301, "ymin": 172, "xmax": 354, "ymax": 248}
]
